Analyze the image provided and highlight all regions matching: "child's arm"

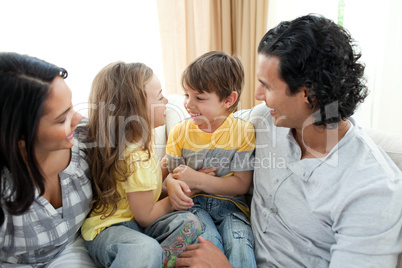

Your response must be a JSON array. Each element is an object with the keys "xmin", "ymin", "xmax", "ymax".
[
  {"xmin": 160, "ymin": 155, "xmax": 169, "ymax": 180},
  {"xmin": 126, "ymin": 190, "xmax": 173, "ymax": 228},
  {"xmin": 165, "ymin": 167, "xmax": 218, "ymax": 210},
  {"xmin": 172, "ymin": 165, "xmax": 252, "ymax": 196},
  {"xmin": 159, "ymin": 155, "xmax": 169, "ymax": 199},
  {"xmin": 165, "ymin": 174, "xmax": 194, "ymax": 211}
]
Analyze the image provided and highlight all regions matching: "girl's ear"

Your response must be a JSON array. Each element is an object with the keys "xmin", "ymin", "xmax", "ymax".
[{"xmin": 223, "ymin": 91, "xmax": 238, "ymax": 109}]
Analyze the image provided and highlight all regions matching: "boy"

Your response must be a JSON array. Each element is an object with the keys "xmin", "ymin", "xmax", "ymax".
[{"xmin": 165, "ymin": 51, "xmax": 256, "ymax": 268}]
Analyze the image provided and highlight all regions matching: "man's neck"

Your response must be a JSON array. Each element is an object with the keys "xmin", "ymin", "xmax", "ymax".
[{"xmin": 292, "ymin": 120, "xmax": 351, "ymax": 159}]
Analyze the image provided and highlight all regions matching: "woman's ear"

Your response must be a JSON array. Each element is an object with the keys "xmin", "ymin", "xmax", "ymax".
[
  {"xmin": 18, "ymin": 139, "xmax": 26, "ymax": 149},
  {"xmin": 223, "ymin": 91, "xmax": 238, "ymax": 109}
]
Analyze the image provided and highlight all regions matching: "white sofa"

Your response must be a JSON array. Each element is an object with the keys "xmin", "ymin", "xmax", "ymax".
[{"xmin": 155, "ymin": 94, "xmax": 402, "ymax": 267}]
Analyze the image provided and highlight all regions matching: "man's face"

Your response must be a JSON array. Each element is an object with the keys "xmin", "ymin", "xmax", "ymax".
[{"xmin": 255, "ymin": 54, "xmax": 311, "ymax": 130}]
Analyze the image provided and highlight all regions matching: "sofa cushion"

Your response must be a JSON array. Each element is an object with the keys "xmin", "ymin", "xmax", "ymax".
[{"xmin": 365, "ymin": 127, "xmax": 402, "ymax": 171}]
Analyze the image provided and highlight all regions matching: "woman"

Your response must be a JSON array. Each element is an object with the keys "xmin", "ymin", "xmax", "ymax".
[{"xmin": 0, "ymin": 52, "xmax": 96, "ymax": 267}]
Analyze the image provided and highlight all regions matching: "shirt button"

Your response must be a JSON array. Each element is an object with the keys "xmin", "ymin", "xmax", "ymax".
[
  {"xmin": 275, "ymin": 179, "xmax": 279, "ymax": 183},
  {"xmin": 270, "ymin": 207, "xmax": 277, "ymax": 213},
  {"xmin": 269, "ymin": 194, "xmax": 272, "ymax": 199}
]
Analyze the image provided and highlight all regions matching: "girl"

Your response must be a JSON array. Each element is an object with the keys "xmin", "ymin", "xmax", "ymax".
[
  {"xmin": 81, "ymin": 62, "xmax": 202, "ymax": 267},
  {"xmin": 0, "ymin": 52, "xmax": 95, "ymax": 267}
]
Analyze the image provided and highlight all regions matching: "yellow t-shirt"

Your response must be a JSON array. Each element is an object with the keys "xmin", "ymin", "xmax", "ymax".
[
  {"xmin": 81, "ymin": 143, "xmax": 162, "ymax": 241},
  {"xmin": 166, "ymin": 113, "xmax": 255, "ymax": 217}
]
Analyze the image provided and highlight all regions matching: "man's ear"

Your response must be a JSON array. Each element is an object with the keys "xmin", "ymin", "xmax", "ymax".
[
  {"xmin": 223, "ymin": 91, "xmax": 238, "ymax": 109},
  {"xmin": 303, "ymin": 86, "xmax": 316, "ymax": 108}
]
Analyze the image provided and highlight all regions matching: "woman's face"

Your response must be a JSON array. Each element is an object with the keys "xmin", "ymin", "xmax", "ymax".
[{"xmin": 34, "ymin": 76, "xmax": 82, "ymax": 157}]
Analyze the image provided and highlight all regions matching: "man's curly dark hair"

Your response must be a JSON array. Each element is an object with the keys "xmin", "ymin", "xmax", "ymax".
[{"xmin": 258, "ymin": 14, "xmax": 368, "ymax": 126}]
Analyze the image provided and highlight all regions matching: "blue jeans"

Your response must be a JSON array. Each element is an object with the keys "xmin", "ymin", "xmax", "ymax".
[
  {"xmin": 85, "ymin": 211, "xmax": 203, "ymax": 268},
  {"xmin": 189, "ymin": 195, "xmax": 256, "ymax": 268}
]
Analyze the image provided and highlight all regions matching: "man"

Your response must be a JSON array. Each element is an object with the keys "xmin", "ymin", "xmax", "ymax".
[{"xmin": 175, "ymin": 14, "xmax": 402, "ymax": 267}]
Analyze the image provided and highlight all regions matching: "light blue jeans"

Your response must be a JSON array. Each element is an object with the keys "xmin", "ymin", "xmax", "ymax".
[
  {"xmin": 189, "ymin": 195, "xmax": 256, "ymax": 268},
  {"xmin": 85, "ymin": 211, "xmax": 203, "ymax": 268}
]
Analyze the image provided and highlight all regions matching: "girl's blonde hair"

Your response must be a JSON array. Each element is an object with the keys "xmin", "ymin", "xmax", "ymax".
[{"xmin": 87, "ymin": 62, "xmax": 154, "ymax": 218}]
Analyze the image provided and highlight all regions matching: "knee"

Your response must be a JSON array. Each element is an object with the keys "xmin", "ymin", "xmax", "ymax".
[
  {"xmin": 110, "ymin": 238, "xmax": 163, "ymax": 264},
  {"xmin": 223, "ymin": 213, "xmax": 254, "ymax": 245},
  {"xmin": 175, "ymin": 211, "xmax": 204, "ymax": 236}
]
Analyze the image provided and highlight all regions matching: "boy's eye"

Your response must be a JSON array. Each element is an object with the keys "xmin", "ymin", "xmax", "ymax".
[
  {"xmin": 197, "ymin": 97, "xmax": 204, "ymax": 101},
  {"xmin": 59, "ymin": 118, "xmax": 66, "ymax": 124},
  {"xmin": 184, "ymin": 94, "xmax": 189, "ymax": 98}
]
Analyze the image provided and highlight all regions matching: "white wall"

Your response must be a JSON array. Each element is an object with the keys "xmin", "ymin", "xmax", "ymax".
[
  {"xmin": 2, "ymin": 0, "xmax": 401, "ymax": 134},
  {"xmin": 0, "ymin": 0, "xmax": 164, "ymax": 117}
]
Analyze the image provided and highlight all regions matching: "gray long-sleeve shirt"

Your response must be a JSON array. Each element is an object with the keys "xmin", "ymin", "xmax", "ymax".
[{"xmin": 239, "ymin": 104, "xmax": 402, "ymax": 268}]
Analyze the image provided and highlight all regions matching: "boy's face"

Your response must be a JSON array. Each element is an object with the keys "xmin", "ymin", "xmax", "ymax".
[{"xmin": 183, "ymin": 87, "xmax": 232, "ymax": 133}]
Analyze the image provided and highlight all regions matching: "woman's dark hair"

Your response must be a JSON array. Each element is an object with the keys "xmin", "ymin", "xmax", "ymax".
[
  {"xmin": 0, "ymin": 52, "xmax": 67, "ymax": 226},
  {"xmin": 258, "ymin": 14, "xmax": 368, "ymax": 126}
]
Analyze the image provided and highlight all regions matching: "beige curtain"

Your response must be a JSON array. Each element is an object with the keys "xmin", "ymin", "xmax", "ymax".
[{"xmin": 157, "ymin": 0, "xmax": 269, "ymax": 110}]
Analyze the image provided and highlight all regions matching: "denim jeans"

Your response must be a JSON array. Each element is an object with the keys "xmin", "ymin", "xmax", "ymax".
[
  {"xmin": 189, "ymin": 195, "xmax": 256, "ymax": 268},
  {"xmin": 85, "ymin": 211, "xmax": 203, "ymax": 268}
]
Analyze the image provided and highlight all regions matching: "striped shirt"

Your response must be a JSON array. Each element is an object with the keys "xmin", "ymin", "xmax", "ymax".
[
  {"xmin": 166, "ymin": 113, "xmax": 255, "ymax": 216},
  {"xmin": 0, "ymin": 128, "xmax": 92, "ymax": 266}
]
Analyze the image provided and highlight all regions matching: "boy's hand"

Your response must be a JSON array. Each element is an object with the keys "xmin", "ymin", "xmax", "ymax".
[
  {"xmin": 198, "ymin": 166, "xmax": 218, "ymax": 176},
  {"xmin": 172, "ymin": 165, "xmax": 197, "ymax": 187},
  {"xmin": 172, "ymin": 165, "xmax": 218, "ymax": 189},
  {"xmin": 166, "ymin": 174, "xmax": 194, "ymax": 210}
]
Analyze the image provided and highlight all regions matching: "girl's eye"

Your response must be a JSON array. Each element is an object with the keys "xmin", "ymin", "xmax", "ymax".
[
  {"xmin": 59, "ymin": 118, "xmax": 66, "ymax": 124},
  {"xmin": 197, "ymin": 97, "xmax": 204, "ymax": 101},
  {"xmin": 184, "ymin": 94, "xmax": 189, "ymax": 98}
]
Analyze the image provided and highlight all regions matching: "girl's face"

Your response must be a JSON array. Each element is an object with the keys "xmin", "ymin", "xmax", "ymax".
[
  {"xmin": 34, "ymin": 77, "xmax": 82, "ymax": 158},
  {"xmin": 145, "ymin": 74, "xmax": 168, "ymax": 129}
]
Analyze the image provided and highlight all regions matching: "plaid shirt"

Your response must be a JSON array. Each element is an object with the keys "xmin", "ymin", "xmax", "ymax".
[{"xmin": 0, "ymin": 129, "xmax": 92, "ymax": 266}]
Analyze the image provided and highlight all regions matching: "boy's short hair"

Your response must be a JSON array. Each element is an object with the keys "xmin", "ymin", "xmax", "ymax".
[{"xmin": 181, "ymin": 51, "xmax": 244, "ymax": 113}]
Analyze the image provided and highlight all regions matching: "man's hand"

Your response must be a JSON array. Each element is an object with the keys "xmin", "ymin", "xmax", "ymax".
[{"xmin": 175, "ymin": 237, "xmax": 233, "ymax": 268}]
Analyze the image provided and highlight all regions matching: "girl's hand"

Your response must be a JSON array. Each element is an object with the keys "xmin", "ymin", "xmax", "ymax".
[{"xmin": 166, "ymin": 174, "xmax": 194, "ymax": 210}]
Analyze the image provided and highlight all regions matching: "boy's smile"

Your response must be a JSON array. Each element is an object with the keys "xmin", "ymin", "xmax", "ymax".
[{"xmin": 183, "ymin": 88, "xmax": 231, "ymax": 133}]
